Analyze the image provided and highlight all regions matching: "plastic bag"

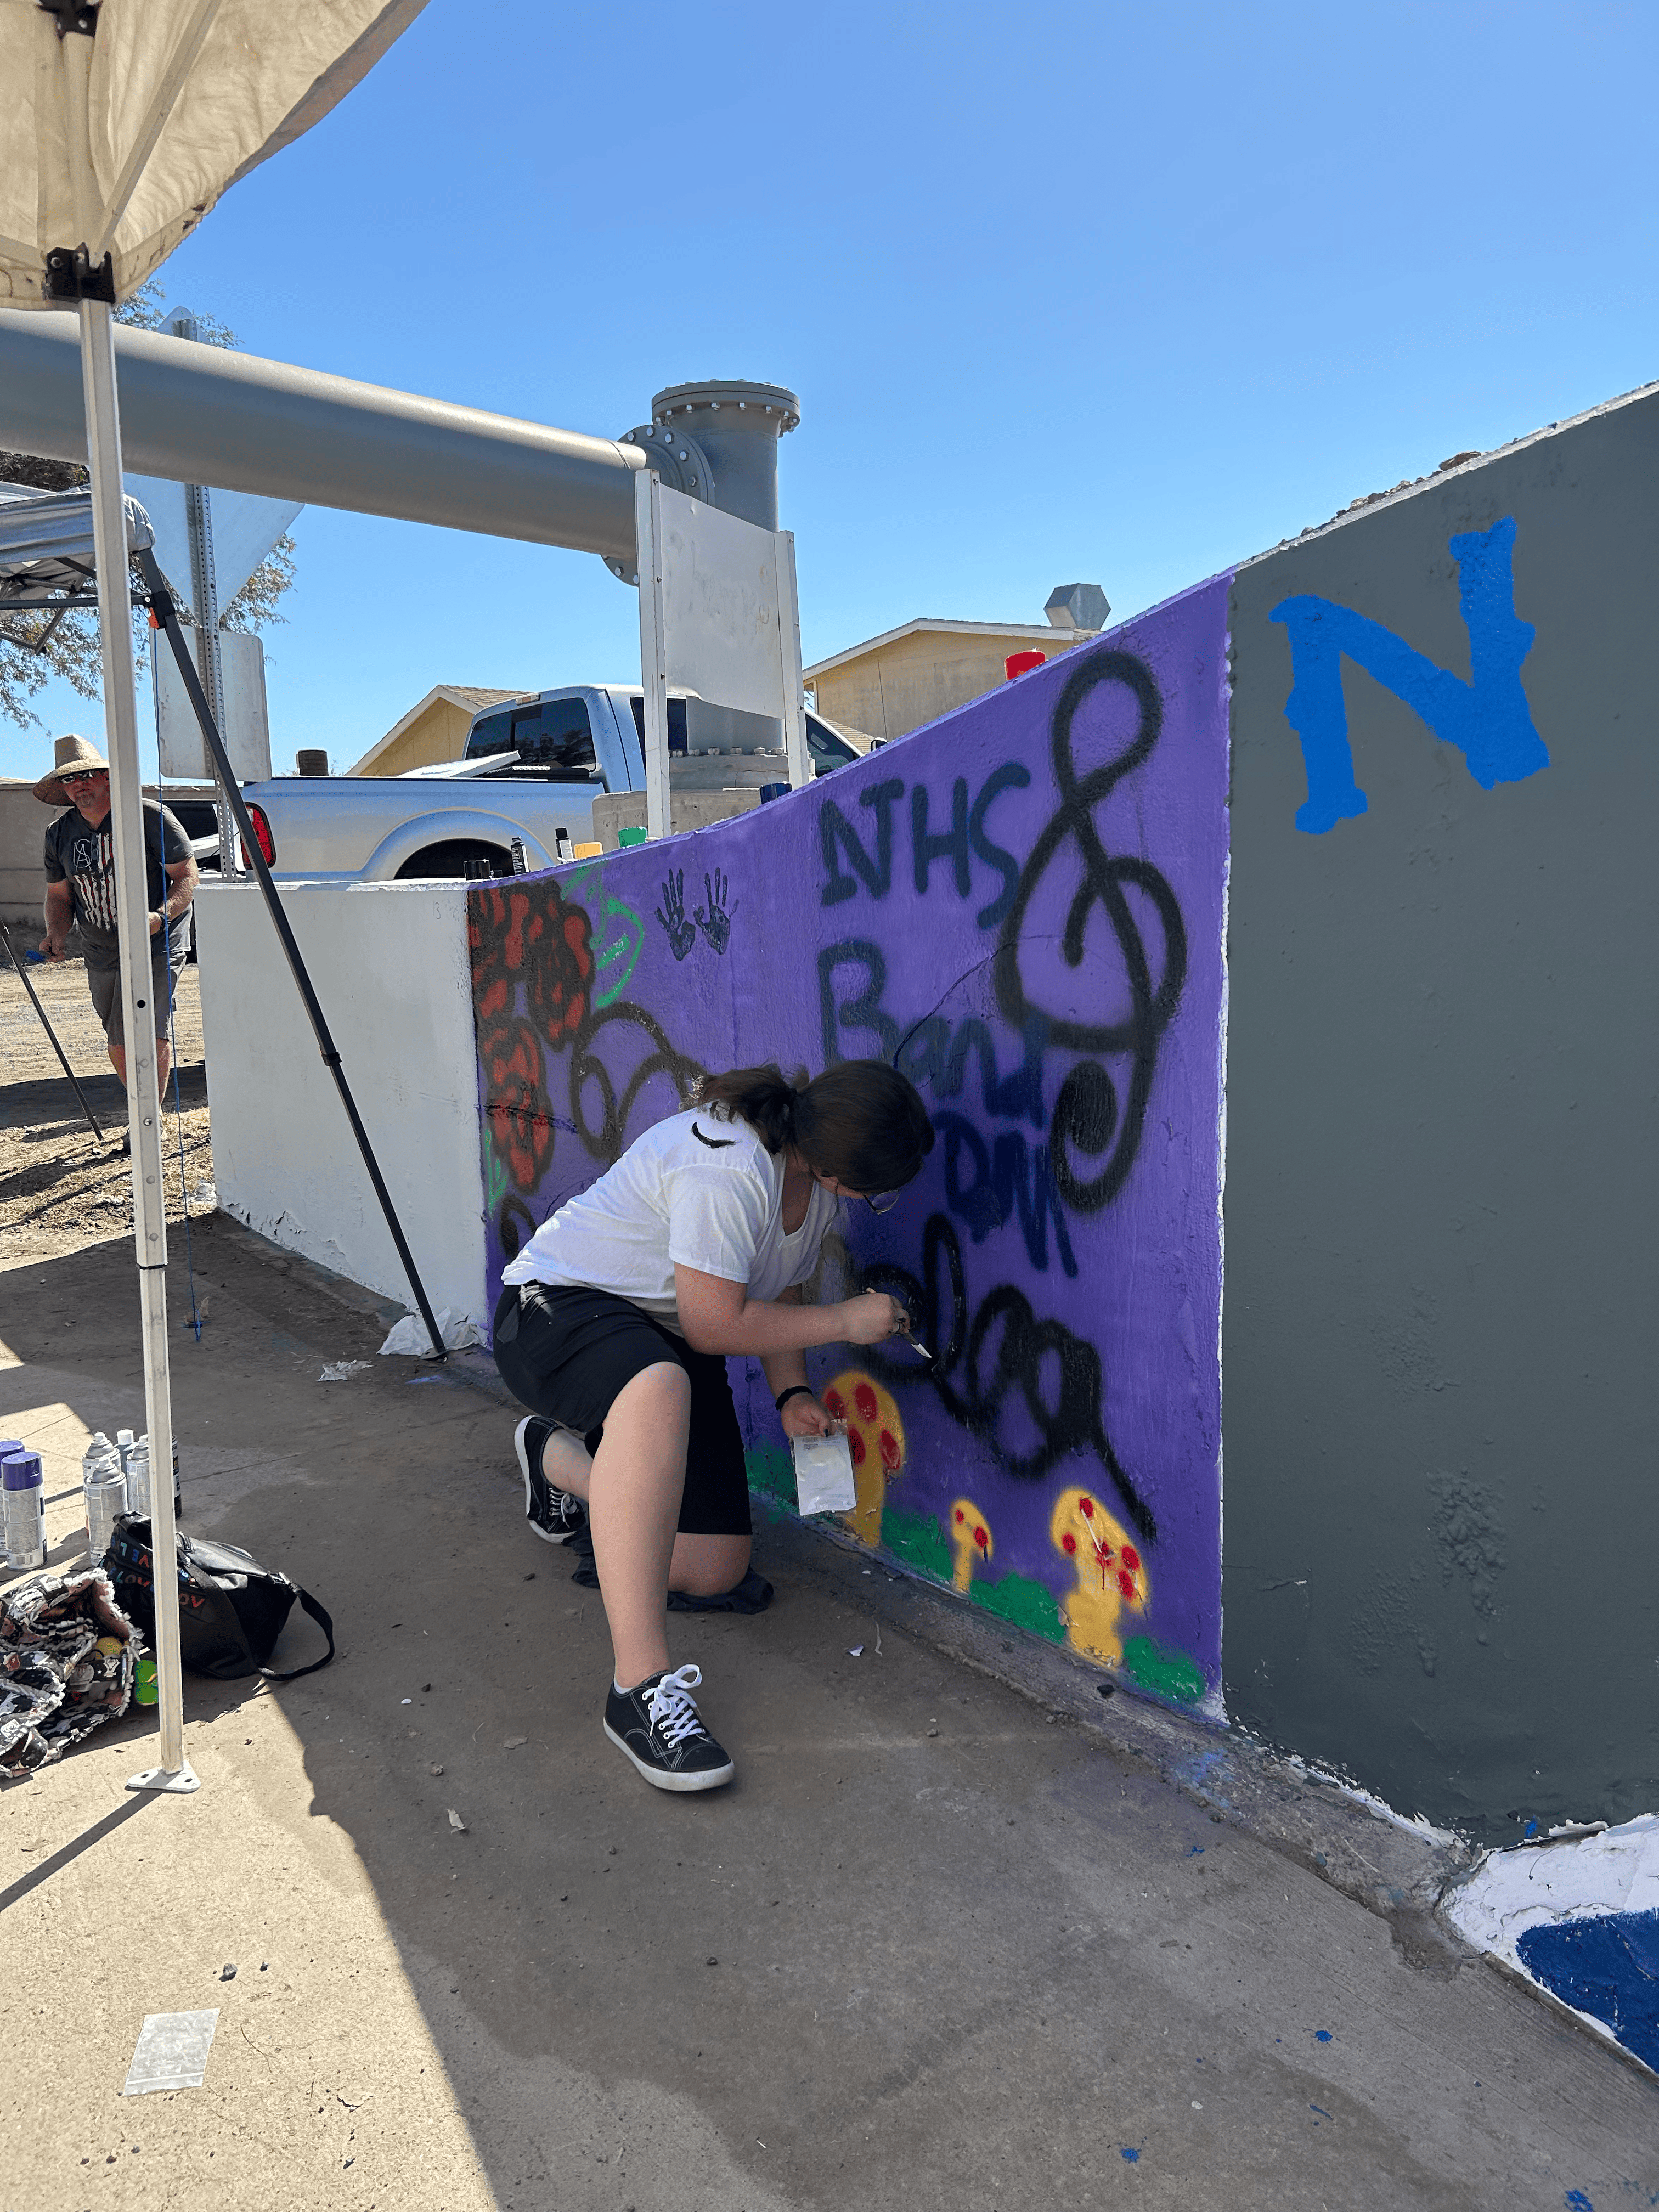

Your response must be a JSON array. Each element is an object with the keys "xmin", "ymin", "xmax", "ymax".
[
  {"xmin": 792, "ymin": 1432, "xmax": 856, "ymax": 1516},
  {"xmin": 379, "ymin": 1306, "xmax": 484, "ymax": 1356}
]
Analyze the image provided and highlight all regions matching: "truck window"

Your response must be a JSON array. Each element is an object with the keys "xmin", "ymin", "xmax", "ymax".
[
  {"xmin": 512, "ymin": 697, "xmax": 596, "ymax": 770},
  {"xmin": 464, "ymin": 708, "xmax": 515, "ymax": 759},
  {"xmin": 806, "ymin": 714, "xmax": 857, "ymax": 771},
  {"xmin": 627, "ymin": 696, "xmax": 689, "ymax": 755}
]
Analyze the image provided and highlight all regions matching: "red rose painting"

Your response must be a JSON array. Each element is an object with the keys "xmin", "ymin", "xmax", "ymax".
[{"xmin": 479, "ymin": 1016, "xmax": 554, "ymax": 1191}]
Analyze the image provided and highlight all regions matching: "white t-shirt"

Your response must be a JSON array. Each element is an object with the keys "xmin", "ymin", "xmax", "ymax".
[{"xmin": 501, "ymin": 1107, "xmax": 840, "ymax": 1333}]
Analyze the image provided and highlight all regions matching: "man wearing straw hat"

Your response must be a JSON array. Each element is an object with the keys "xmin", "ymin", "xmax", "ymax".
[{"xmin": 37, "ymin": 733, "xmax": 199, "ymax": 1096}]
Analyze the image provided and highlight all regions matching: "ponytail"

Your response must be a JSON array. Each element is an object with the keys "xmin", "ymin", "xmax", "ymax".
[
  {"xmin": 695, "ymin": 1064, "xmax": 806, "ymax": 1155},
  {"xmin": 697, "ymin": 1058, "xmax": 934, "ymax": 1191}
]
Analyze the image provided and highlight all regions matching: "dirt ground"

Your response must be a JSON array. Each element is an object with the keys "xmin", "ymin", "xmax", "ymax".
[{"xmin": 0, "ymin": 951, "xmax": 215, "ymax": 1265}]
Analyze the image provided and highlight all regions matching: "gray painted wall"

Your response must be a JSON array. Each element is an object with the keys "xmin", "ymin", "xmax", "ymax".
[{"xmin": 1223, "ymin": 388, "xmax": 1659, "ymax": 1842}]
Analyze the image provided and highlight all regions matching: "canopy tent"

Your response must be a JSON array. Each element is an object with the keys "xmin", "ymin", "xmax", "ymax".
[
  {"xmin": 0, "ymin": 473, "xmax": 151, "ymax": 599},
  {"xmin": 1, "ymin": 0, "xmax": 428, "ymax": 1794}
]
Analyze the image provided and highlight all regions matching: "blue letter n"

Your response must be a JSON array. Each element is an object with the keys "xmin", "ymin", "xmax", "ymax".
[{"xmin": 1269, "ymin": 516, "xmax": 1549, "ymax": 834}]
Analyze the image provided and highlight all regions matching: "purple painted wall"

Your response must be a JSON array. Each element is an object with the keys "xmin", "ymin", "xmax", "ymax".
[{"xmin": 467, "ymin": 574, "xmax": 1231, "ymax": 1708}]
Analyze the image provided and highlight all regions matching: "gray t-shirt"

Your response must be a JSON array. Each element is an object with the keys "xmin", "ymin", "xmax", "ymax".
[{"xmin": 43, "ymin": 797, "xmax": 193, "ymax": 963}]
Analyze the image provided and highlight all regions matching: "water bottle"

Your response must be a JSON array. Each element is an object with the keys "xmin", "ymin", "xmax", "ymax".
[
  {"xmin": 137, "ymin": 1433, "xmax": 183, "ymax": 1522},
  {"xmin": 2, "ymin": 1451, "xmax": 45, "ymax": 1570},
  {"xmin": 83, "ymin": 1452, "xmax": 127, "ymax": 1564}
]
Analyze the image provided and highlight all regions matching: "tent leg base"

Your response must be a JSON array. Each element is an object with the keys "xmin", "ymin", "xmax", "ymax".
[{"xmin": 126, "ymin": 1760, "xmax": 200, "ymax": 1795}]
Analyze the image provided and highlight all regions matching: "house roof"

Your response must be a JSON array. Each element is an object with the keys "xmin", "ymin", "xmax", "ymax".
[
  {"xmin": 803, "ymin": 617, "xmax": 1092, "ymax": 682},
  {"xmin": 347, "ymin": 685, "xmax": 522, "ymax": 776}
]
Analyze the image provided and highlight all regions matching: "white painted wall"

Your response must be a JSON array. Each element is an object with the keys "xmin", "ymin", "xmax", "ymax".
[{"xmin": 194, "ymin": 879, "xmax": 486, "ymax": 1324}]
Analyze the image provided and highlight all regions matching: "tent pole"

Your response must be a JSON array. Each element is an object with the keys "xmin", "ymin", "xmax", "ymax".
[
  {"xmin": 76, "ymin": 296, "xmax": 198, "ymax": 1796},
  {"xmin": 134, "ymin": 547, "xmax": 450, "ymax": 1364},
  {"xmin": 0, "ymin": 917, "xmax": 107, "ymax": 1141}
]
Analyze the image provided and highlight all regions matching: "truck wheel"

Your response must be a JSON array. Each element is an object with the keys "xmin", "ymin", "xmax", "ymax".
[{"xmin": 394, "ymin": 840, "xmax": 509, "ymax": 881}]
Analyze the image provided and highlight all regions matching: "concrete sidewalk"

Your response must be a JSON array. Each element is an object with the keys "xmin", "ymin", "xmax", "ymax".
[{"xmin": 2, "ymin": 1220, "xmax": 1653, "ymax": 2211}]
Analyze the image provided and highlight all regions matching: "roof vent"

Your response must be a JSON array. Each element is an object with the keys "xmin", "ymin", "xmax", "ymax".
[{"xmin": 1045, "ymin": 583, "xmax": 1109, "ymax": 633}]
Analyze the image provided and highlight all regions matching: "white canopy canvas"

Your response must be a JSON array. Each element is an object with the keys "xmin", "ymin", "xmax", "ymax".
[
  {"xmin": 0, "ymin": 0, "xmax": 426, "ymax": 1795},
  {"xmin": 0, "ymin": 0, "xmax": 424, "ymax": 309}
]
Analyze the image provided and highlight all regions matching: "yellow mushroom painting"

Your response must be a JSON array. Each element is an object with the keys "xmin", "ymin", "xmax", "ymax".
[
  {"xmin": 949, "ymin": 1499, "xmax": 994, "ymax": 1593},
  {"xmin": 1049, "ymin": 1485, "xmax": 1148, "ymax": 1664},
  {"xmin": 821, "ymin": 1370, "xmax": 906, "ymax": 1548}
]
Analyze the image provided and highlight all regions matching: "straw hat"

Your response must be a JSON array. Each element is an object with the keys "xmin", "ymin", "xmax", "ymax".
[{"xmin": 33, "ymin": 732, "xmax": 109, "ymax": 804}]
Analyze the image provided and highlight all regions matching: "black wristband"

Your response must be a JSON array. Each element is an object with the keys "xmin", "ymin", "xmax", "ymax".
[{"xmin": 774, "ymin": 1384, "xmax": 815, "ymax": 1414}]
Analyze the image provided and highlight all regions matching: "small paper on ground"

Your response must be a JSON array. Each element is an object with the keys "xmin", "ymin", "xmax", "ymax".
[
  {"xmin": 123, "ymin": 2010, "xmax": 219, "ymax": 2095},
  {"xmin": 319, "ymin": 1361, "xmax": 370, "ymax": 1382}
]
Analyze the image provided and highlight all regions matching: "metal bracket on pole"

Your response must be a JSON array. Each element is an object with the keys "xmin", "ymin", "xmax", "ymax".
[
  {"xmin": 135, "ymin": 546, "xmax": 450, "ymax": 1363},
  {"xmin": 635, "ymin": 469, "xmax": 670, "ymax": 842}
]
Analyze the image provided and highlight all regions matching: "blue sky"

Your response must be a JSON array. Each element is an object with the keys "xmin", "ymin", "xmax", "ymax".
[{"xmin": 4, "ymin": 0, "xmax": 1655, "ymax": 783}]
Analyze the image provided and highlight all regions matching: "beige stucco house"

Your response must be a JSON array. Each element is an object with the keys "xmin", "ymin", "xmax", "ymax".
[
  {"xmin": 347, "ymin": 684, "xmax": 521, "ymax": 777},
  {"xmin": 804, "ymin": 594, "xmax": 1105, "ymax": 746}
]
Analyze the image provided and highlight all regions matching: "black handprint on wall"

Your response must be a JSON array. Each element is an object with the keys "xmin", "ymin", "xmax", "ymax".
[
  {"xmin": 654, "ymin": 870, "xmax": 697, "ymax": 961},
  {"xmin": 693, "ymin": 868, "xmax": 737, "ymax": 956}
]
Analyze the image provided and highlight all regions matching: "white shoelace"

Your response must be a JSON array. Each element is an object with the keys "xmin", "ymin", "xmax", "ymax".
[{"xmin": 645, "ymin": 1664, "xmax": 708, "ymax": 1747}]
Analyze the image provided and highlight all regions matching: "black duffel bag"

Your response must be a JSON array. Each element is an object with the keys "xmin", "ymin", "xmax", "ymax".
[{"xmin": 106, "ymin": 1517, "xmax": 335, "ymax": 1682}]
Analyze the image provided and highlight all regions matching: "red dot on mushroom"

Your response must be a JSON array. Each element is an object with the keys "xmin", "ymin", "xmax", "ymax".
[
  {"xmin": 1062, "ymin": 1532, "xmax": 1078, "ymax": 1555},
  {"xmin": 854, "ymin": 1383, "xmax": 879, "ymax": 1423},
  {"xmin": 955, "ymin": 1507, "xmax": 965, "ymax": 1525},
  {"xmin": 1122, "ymin": 1545, "xmax": 1141, "ymax": 1572},
  {"xmin": 974, "ymin": 1527, "xmax": 988, "ymax": 1551},
  {"xmin": 848, "ymin": 1430, "xmax": 866, "ymax": 1466},
  {"xmin": 1117, "ymin": 1568, "xmax": 1137, "ymax": 1598},
  {"xmin": 1080, "ymin": 1496, "xmax": 1096, "ymax": 1518},
  {"xmin": 879, "ymin": 1430, "xmax": 901, "ymax": 1470}
]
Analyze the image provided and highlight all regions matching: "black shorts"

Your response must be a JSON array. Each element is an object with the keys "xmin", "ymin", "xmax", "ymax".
[{"xmin": 491, "ymin": 1282, "xmax": 751, "ymax": 1539}]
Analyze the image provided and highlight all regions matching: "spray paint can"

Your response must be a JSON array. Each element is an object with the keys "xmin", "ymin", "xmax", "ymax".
[
  {"xmin": 137, "ymin": 1433, "xmax": 183, "ymax": 1521},
  {"xmin": 556, "ymin": 826, "xmax": 574, "ymax": 862},
  {"xmin": 127, "ymin": 1436, "xmax": 182, "ymax": 1524},
  {"xmin": 116, "ymin": 1429, "xmax": 136, "ymax": 1481},
  {"xmin": 83, "ymin": 1454, "xmax": 127, "ymax": 1564},
  {"xmin": 2, "ymin": 1451, "xmax": 46, "ymax": 1570}
]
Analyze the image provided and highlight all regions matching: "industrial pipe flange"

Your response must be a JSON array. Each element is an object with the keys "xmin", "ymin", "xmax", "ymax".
[{"xmin": 604, "ymin": 421, "xmax": 716, "ymax": 582}]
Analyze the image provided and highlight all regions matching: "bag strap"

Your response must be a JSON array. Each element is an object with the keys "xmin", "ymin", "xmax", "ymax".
[{"xmin": 258, "ymin": 1587, "xmax": 335, "ymax": 1681}]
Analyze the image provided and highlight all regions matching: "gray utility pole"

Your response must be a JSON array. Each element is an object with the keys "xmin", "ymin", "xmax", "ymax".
[{"xmin": 167, "ymin": 312, "xmax": 239, "ymax": 883}]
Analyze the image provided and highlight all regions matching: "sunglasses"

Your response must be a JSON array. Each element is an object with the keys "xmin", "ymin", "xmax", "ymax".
[{"xmin": 60, "ymin": 769, "xmax": 105, "ymax": 786}]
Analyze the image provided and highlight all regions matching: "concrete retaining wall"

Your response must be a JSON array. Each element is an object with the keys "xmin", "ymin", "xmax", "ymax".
[
  {"xmin": 194, "ymin": 379, "xmax": 1658, "ymax": 1839},
  {"xmin": 194, "ymin": 878, "xmax": 487, "ymax": 1325}
]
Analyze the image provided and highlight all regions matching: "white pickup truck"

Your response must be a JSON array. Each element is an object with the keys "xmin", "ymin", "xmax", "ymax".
[{"xmin": 239, "ymin": 682, "xmax": 861, "ymax": 883}]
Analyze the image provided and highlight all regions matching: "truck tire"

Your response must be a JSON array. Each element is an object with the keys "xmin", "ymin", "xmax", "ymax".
[{"xmin": 393, "ymin": 840, "xmax": 510, "ymax": 881}]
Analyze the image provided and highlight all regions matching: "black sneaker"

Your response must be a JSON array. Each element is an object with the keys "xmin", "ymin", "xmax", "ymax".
[
  {"xmin": 603, "ymin": 1664, "xmax": 735, "ymax": 1793},
  {"xmin": 514, "ymin": 1416, "xmax": 588, "ymax": 1545}
]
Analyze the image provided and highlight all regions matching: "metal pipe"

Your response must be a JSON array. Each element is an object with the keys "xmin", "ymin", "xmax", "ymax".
[{"xmin": 0, "ymin": 308, "xmax": 647, "ymax": 563}]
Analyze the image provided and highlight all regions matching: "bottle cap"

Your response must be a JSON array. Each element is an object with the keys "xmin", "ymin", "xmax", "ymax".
[{"xmin": 3, "ymin": 1452, "xmax": 42, "ymax": 1489}]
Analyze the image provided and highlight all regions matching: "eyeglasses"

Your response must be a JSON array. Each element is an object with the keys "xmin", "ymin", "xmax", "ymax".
[
  {"xmin": 60, "ymin": 769, "xmax": 104, "ymax": 786},
  {"xmin": 858, "ymin": 1190, "xmax": 901, "ymax": 1217}
]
